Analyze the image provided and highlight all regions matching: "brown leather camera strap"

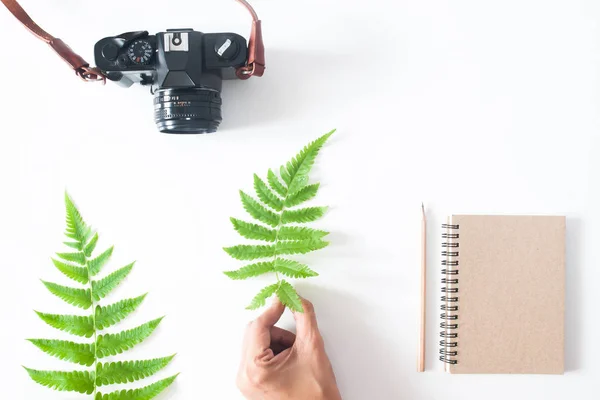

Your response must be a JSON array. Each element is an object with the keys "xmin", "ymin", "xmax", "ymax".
[
  {"xmin": 235, "ymin": 0, "xmax": 265, "ymax": 79},
  {"xmin": 1, "ymin": 0, "xmax": 105, "ymax": 82},
  {"xmin": 1, "ymin": 0, "xmax": 265, "ymax": 82}
]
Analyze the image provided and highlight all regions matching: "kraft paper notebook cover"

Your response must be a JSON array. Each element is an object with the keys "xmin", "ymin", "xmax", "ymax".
[{"xmin": 439, "ymin": 215, "xmax": 565, "ymax": 374}]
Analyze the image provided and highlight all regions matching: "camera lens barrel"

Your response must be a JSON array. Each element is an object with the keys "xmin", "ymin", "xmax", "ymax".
[{"xmin": 154, "ymin": 88, "xmax": 223, "ymax": 134}]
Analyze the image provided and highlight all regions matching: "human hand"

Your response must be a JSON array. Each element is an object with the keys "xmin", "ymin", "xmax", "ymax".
[{"xmin": 236, "ymin": 297, "xmax": 342, "ymax": 400}]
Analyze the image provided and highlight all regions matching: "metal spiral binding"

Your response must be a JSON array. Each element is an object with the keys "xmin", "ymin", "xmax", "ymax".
[{"xmin": 440, "ymin": 223, "xmax": 459, "ymax": 364}]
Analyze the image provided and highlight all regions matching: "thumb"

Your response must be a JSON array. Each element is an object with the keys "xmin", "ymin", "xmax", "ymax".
[
  {"xmin": 247, "ymin": 298, "xmax": 286, "ymax": 356},
  {"xmin": 256, "ymin": 297, "xmax": 285, "ymax": 328},
  {"xmin": 293, "ymin": 297, "xmax": 321, "ymax": 340}
]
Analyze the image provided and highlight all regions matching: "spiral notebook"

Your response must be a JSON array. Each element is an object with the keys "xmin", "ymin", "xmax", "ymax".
[{"xmin": 439, "ymin": 215, "xmax": 565, "ymax": 374}]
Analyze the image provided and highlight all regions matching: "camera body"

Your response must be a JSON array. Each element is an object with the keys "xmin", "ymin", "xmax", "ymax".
[{"xmin": 95, "ymin": 29, "xmax": 249, "ymax": 134}]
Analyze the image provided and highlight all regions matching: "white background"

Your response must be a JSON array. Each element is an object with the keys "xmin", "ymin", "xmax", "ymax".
[{"xmin": 0, "ymin": 0, "xmax": 598, "ymax": 399}]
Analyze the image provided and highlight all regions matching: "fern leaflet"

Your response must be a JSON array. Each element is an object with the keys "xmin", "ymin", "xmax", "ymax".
[
  {"xmin": 267, "ymin": 169, "xmax": 287, "ymax": 197},
  {"xmin": 276, "ymin": 280, "xmax": 304, "ymax": 312},
  {"xmin": 284, "ymin": 183, "xmax": 320, "ymax": 207},
  {"xmin": 51, "ymin": 258, "xmax": 89, "ymax": 284},
  {"xmin": 254, "ymin": 174, "xmax": 283, "ymax": 211},
  {"xmin": 35, "ymin": 312, "xmax": 94, "ymax": 338},
  {"xmin": 84, "ymin": 233, "xmax": 99, "ymax": 257},
  {"xmin": 96, "ymin": 318, "xmax": 163, "ymax": 358},
  {"xmin": 281, "ymin": 207, "xmax": 328, "ymax": 224},
  {"xmin": 240, "ymin": 191, "xmax": 280, "ymax": 227},
  {"xmin": 56, "ymin": 251, "xmax": 87, "ymax": 265},
  {"xmin": 274, "ymin": 259, "xmax": 319, "ymax": 278},
  {"xmin": 64, "ymin": 192, "xmax": 93, "ymax": 246},
  {"xmin": 27, "ymin": 339, "xmax": 95, "ymax": 366},
  {"xmin": 87, "ymin": 246, "xmax": 114, "ymax": 276},
  {"xmin": 224, "ymin": 244, "xmax": 275, "ymax": 260},
  {"xmin": 224, "ymin": 130, "xmax": 334, "ymax": 312},
  {"xmin": 91, "ymin": 263, "xmax": 134, "ymax": 301},
  {"xmin": 275, "ymin": 239, "xmax": 329, "ymax": 255},
  {"xmin": 95, "ymin": 374, "xmax": 179, "ymax": 400},
  {"xmin": 96, "ymin": 356, "xmax": 175, "ymax": 386},
  {"xmin": 246, "ymin": 283, "xmax": 280, "ymax": 310},
  {"xmin": 95, "ymin": 294, "xmax": 147, "ymax": 330},
  {"xmin": 25, "ymin": 368, "xmax": 95, "ymax": 394},
  {"xmin": 278, "ymin": 226, "xmax": 329, "ymax": 241},
  {"xmin": 224, "ymin": 261, "xmax": 274, "ymax": 280},
  {"xmin": 41, "ymin": 281, "xmax": 92, "ymax": 309},
  {"xmin": 230, "ymin": 218, "xmax": 277, "ymax": 242}
]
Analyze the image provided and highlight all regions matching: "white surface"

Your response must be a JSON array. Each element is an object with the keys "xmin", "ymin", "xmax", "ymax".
[{"xmin": 0, "ymin": 0, "xmax": 598, "ymax": 399}]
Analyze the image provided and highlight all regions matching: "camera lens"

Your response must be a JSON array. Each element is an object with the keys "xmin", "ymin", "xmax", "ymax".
[{"xmin": 154, "ymin": 88, "xmax": 222, "ymax": 134}]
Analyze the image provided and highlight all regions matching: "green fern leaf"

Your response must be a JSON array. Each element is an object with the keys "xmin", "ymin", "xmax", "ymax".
[
  {"xmin": 267, "ymin": 169, "xmax": 287, "ymax": 197},
  {"xmin": 284, "ymin": 183, "xmax": 320, "ymax": 208},
  {"xmin": 280, "ymin": 165, "xmax": 291, "ymax": 186},
  {"xmin": 95, "ymin": 374, "xmax": 178, "ymax": 400},
  {"xmin": 254, "ymin": 174, "xmax": 283, "ymax": 211},
  {"xmin": 95, "ymin": 294, "xmax": 147, "ymax": 330},
  {"xmin": 96, "ymin": 318, "xmax": 163, "ymax": 358},
  {"xmin": 276, "ymin": 240, "xmax": 329, "ymax": 255},
  {"xmin": 42, "ymin": 281, "xmax": 92, "ymax": 309},
  {"xmin": 289, "ymin": 175, "xmax": 309, "ymax": 195},
  {"xmin": 96, "ymin": 356, "xmax": 175, "ymax": 386},
  {"xmin": 224, "ymin": 262, "xmax": 274, "ymax": 280},
  {"xmin": 274, "ymin": 259, "xmax": 318, "ymax": 278},
  {"xmin": 56, "ymin": 251, "xmax": 86, "ymax": 265},
  {"xmin": 64, "ymin": 192, "xmax": 93, "ymax": 246},
  {"xmin": 247, "ymin": 283, "xmax": 279, "ymax": 310},
  {"xmin": 225, "ymin": 132, "xmax": 334, "ymax": 311},
  {"xmin": 281, "ymin": 207, "xmax": 328, "ymax": 224},
  {"xmin": 84, "ymin": 233, "xmax": 99, "ymax": 257},
  {"xmin": 64, "ymin": 241, "xmax": 82, "ymax": 250},
  {"xmin": 28, "ymin": 339, "xmax": 95, "ymax": 366},
  {"xmin": 230, "ymin": 218, "xmax": 277, "ymax": 242},
  {"xmin": 223, "ymin": 244, "xmax": 275, "ymax": 260},
  {"xmin": 240, "ymin": 191, "xmax": 280, "ymax": 227},
  {"xmin": 35, "ymin": 312, "xmax": 94, "ymax": 338},
  {"xmin": 64, "ymin": 193, "xmax": 93, "ymax": 243},
  {"xmin": 28, "ymin": 194, "xmax": 177, "ymax": 398},
  {"xmin": 51, "ymin": 258, "xmax": 89, "ymax": 284},
  {"xmin": 276, "ymin": 280, "xmax": 303, "ymax": 312},
  {"xmin": 88, "ymin": 246, "xmax": 114, "ymax": 276},
  {"xmin": 282, "ymin": 130, "xmax": 334, "ymax": 194},
  {"xmin": 278, "ymin": 226, "xmax": 329, "ymax": 241},
  {"xmin": 91, "ymin": 263, "xmax": 134, "ymax": 301},
  {"xmin": 25, "ymin": 368, "xmax": 95, "ymax": 394}
]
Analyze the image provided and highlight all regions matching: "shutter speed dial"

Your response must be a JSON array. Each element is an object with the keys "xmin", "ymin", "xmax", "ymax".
[{"xmin": 127, "ymin": 39, "xmax": 154, "ymax": 65}]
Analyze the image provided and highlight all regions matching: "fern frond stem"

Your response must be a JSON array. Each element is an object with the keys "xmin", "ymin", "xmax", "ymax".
[
  {"xmin": 271, "ymin": 184, "xmax": 294, "ymax": 287},
  {"xmin": 273, "ymin": 223, "xmax": 282, "ymax": 285},
  {"xmin": 82, "ymin": 249, "xmax": 98, "ymax": 396}
]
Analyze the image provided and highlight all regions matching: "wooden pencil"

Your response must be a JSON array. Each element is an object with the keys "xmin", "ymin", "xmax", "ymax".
[{"xmin": 418, "ymin": 203, "xmax": 426, "ymax": 372}]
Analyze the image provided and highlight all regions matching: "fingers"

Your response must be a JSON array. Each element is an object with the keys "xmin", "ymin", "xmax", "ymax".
[
  {"xmin": 256, "ymin": 298, "xmax": 285, "ymax": 327},
  {"xmin": 293, "ymin": 297, "xmax": 322, "ymax": 340},
  {"xmin": 245, "ymin": 299, "xmax": 286, "ymax": 355}
]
